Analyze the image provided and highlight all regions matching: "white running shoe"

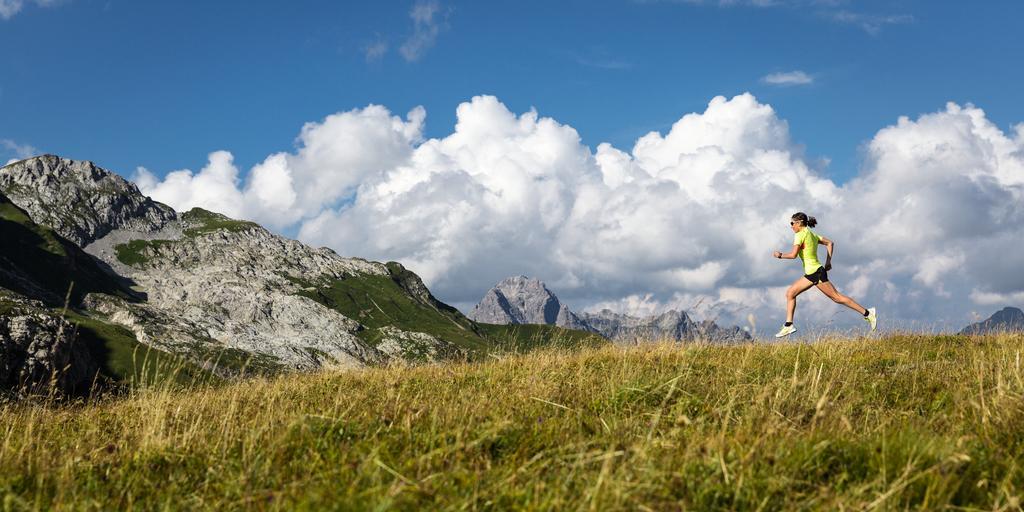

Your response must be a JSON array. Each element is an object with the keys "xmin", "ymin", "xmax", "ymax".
[
  {"xmin": 774, "ymin": 324, "xmax": 797, "ymax": 338},
  {"xmin": 864, "ymin": 307, "xmax": 877, "ymax": 331}
]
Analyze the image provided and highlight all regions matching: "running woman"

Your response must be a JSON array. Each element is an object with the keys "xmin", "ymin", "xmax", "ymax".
[{"xmin": 771, "ymin": 212, "xmax": 877, "ymax": 337}]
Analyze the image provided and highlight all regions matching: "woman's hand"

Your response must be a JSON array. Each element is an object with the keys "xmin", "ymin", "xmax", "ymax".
[{"xmin": 772, "ymin": 250, "xmax": 782, "ymax": 259}]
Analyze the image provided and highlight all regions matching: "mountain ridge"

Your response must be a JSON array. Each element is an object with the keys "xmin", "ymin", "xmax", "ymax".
[
  {"xmin": 0, "ymin": 190, "xmax": 137, "ymax": 306},
  {"xmin": 469, "ymin": 276, "xmax": 751, "ymax": 343},
  {"xmin": 0, "ymin": 154, "xmax": 176, "ymax": 247},
  {"xmin": 960, "ymin": 306, "xmax": 1024, "ymax": 335},
  {"xmin": 0, "ymin": 186, "xmax": 191, "ymax": 396},
  {"xmin": 0, "ymin": 155, "xmax": 603, "ymax": 394}
]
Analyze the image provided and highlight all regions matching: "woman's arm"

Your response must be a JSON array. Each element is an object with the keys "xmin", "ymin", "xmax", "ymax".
[
  {"xmin": 773, "ymin": 244, "xmax": 801, "ymax": 259},
  {"xmin": 821, "ymin": 236, "xmax": 834, "ymax": 270}
]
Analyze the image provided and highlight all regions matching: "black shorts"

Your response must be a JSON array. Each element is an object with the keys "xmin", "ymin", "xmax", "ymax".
[{"xmin": 804, "ymin": 266, "xmax": 829, "ymax": 284}]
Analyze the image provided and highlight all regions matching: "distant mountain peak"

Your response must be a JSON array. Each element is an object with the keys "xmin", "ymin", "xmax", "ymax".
[
  {"xmin": 0, "ymin": 155, "xmax": 176, "ymax": 246},
  {"xmin": 469, "ymin": 275, "xmax": 750, "ymax": 342},
  {"xmin": 468, "ymin": 275, "xmax": 591, "ymax": 331},
  {"xmin": 960, "ymin": 306, "xmax": 1024, "ymax": 334}
]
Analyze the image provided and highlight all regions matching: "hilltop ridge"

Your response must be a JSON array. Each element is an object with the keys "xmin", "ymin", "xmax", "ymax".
[
  {"xmin": 0, "ymin": 155, "xmax": 176, "ymax": 247},
  {"xmin": 0, "ymin": 156, "xmax": 602, "ymax": 394},
  {"xmin": 961, "ymin": 306, "xmax": 1024, "ymax": 334}
]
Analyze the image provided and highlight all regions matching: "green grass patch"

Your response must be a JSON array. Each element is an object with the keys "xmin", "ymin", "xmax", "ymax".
[
  {"xmin": 295, "ymin": 271, "xmax": 492, "ymax": 351},
  {"xmin": 181, "ymin": 208, "xmax": 260, "ymax": 237},
  {"xmin": 113, "ymin": 239, "xmax": 174, "ymax": 266},
  {"xmin": 63, "ymin": 311, "xmax": 214, "ymax": 389},
  {"xmin": 181, "ymin": 340, "xmax": 286, "ymax": 377},
  {"xmin": 0, "ymin": 197, "xmax": 65, "ymax": 257},
  {"xmin": 112, "ymin": 207, "xmax": 262, "ymax": 265},
  {"xmin": 292, "ymin": 265, "xmax": 607, "ymax": 357},
  {"xmin": 0, "ymin": 194, "xmax": 134, "ymax": 305},
  {"xmin": 2, "ymin": 334, "xmax": 1023, "ymax": 509},
  {"xmin": 478, "ymin": 322, "xmax": 607, "ymax": 352},
  {"xmin": 0, "ymin": 292, "xmax": 18, "ymax": 317}
]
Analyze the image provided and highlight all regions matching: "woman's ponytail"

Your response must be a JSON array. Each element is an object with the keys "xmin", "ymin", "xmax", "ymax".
[{"xmin": 791, "ymin": 212, "xmax": 817, "ymax": 228}]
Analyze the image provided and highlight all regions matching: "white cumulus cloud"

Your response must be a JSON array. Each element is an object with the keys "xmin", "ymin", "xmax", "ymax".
[
  {"xmin": 137, "ymin": 106, "xmax": 425, "ymax": 230},
  {"xmin": 136, "ymin": 94, "xmax": 1024, "ymax": 332},
  {"xmin": 134, "ymin": 151, "xmax": 246, "ymax": 220}
]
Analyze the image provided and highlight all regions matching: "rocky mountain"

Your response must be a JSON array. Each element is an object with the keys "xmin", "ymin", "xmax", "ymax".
[
  {"xmin": 580, "ymin": 309, "xmax": 692, "ymax": 341},
  {"xmin": 579, "ymin": 309, "xmax": 749, "ymax": 343},
  {"xmin": 468, "ymin": 276, "xmax": 592, "ymax": 331},
  {"xmin": 0, "ymin": 289, "xmax": 99, "ymax": 396},
  {"xmin": 0, "ymin": 155, "xmax": 176, "ymax": 247},
  {"xmin": 469, "ymin": 276, "xmax": 750, "ymax": 343},
  {"xmin": 1, "ymin": 188, "xmax": 157, "ymax": 396},
  {"xmin": 0, "ymin": 190, "xmax": 136, "ymax": 306},
  {"xmin": 0, "ymin": 155, "xmax": 601, "ymax": 395},
  {"xmin": 960, "ymin": 307, "xmax": 1024, "ymax": 335},
  {"xmin": 0, "ymin": 156, "xmax": 465, "ymax": 371}
]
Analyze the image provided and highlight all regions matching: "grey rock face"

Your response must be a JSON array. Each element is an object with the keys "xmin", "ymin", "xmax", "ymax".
[
  {"xmin": 695, "ymin": 320, "xmax": 751, "ymax": 342},
  {"xmin": 0, "ymin": 155, "xmax": 176, "ymax": 247},
  {"xmin": 579, "ymin": 309, "xmax": 694, "ymax": 342},
  {"xmin": 579, "ymin": 309, "xmax": 750, "ymax": 343},
  {"xmin": 0, "ymin": 189, "xmax": 138, "ymax": 307},
  {"xmin": 0, "ymin": 291, "xmax": 98, "ymax": 395},
  {"xmin": 84, "ymin": 217, "xmax": 391, "ymax": 370},
  {"xmin": 960, "ymin": 307, "xmax": 1024, "ymax": 335},
  {"xmin": 2, "ymin": 154, "xmax": 470, "ymax": 371},
  {"xmin": 468, "ymin": 276, "xmax": 591, "ymax": 331},
  {"xmin": 376, "ymin": 326, "xmax": 465, "ymax": 363},
  {"xmin": 469, "ymin": 288, "xmax": 518, "ymax": 324}
]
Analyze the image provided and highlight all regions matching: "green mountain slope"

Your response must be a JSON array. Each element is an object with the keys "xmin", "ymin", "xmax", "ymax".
[
  {"xmin": 293, "ymin": 263, "xmax": 490, "ymax": 351},
  {"xmin": 2, "ymin": 152, "xmax": 609, "ymax": 380},
  {"xmin": 111, "ymin": 207, "xmax": 608, "ymax": 362},
  {"xmin": 0, "ymin": 192, "xmax": 209, "ymax": 389},
  {"xmin": 288, "ymin": 262, "xmax": 607, "ymax": 355},
  {"xmin": 64, "ymin": 310, "xmax": 213, "ymax": 388},
  {"xmin": 0, "ymin": 192, "xmax": 135, "ymax": 306}
]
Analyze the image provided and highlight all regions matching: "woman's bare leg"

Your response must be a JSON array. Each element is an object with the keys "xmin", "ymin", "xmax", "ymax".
[
  {"xmin": 815, "ymin": 281, "xmax": 868, "ymax": 315},
  {"xmin": 786, "ymin": 277, "xmax": 816, "ymax": 323}
]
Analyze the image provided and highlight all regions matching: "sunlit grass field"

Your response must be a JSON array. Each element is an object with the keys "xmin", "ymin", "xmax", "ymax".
[{"xmin": 2, "ymin": 333, "xmax": 1023, "ymax": 510}]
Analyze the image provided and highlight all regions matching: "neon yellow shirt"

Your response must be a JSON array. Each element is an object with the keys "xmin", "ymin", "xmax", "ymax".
[{"xmin": 793, "ymin": 227, "xmax": 823, "ymax": 275}]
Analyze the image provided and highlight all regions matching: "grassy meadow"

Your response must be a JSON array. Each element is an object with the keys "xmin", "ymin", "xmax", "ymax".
[{"xmin": 2, "ymin": 333, "xmax": 1023, "ymax": 511}]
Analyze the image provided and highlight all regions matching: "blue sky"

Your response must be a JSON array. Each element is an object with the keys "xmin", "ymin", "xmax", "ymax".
[
  {"xmin": 2, "ymin": 0, "xmax": 1022, "ymax": 184},
  {"xmin": 3, "ymin": 0, "xmax": 1024, "ymax": 330}
]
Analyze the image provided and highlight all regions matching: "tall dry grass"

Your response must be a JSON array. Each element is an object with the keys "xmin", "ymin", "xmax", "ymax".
[{"xmin": 2, "ymin": 332, "xmax": 1023, "ymax": 510}]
